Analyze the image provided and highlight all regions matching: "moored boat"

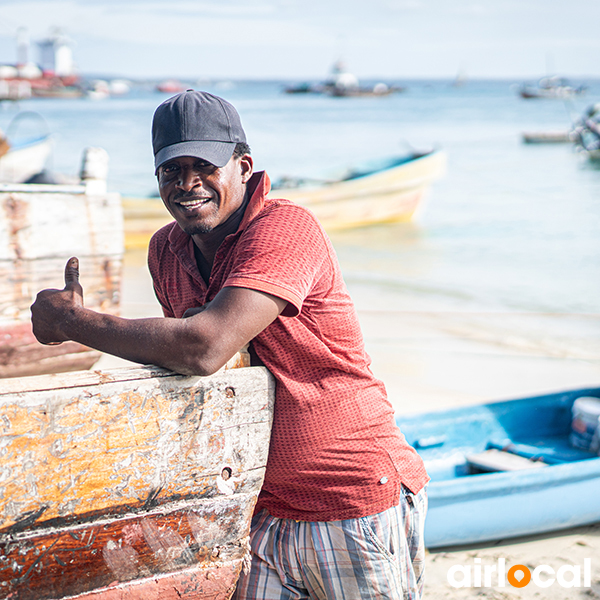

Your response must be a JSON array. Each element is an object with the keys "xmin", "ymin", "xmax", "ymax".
[
  {"xmin": 156, "ymin": 79, "xmax": 186, "ymax": 94},
  {"xmin": 0, "ymin": 148, "xmax": 123, "ymax": 378},
  {"xmin": 269, "ymin": 149, "xmax": 446, "ymax": 230},
  {"xmin": 0, "ymin": 360, "xmax": 274, "ymax": 599},
  {"xmin": 284, "ymin": 60, "xmax": 404, "ymax": 97},
  {"xmin": 570, "ymin": 103, "xmax": 600, "ymax": 161},
  {"xmin": 521, "ymin": 131, "xmax": 572, "ymax": 144},
  {"xmin": 122, "ymin": 149, "xmax": 446, "ymax": 249},
  {"xmin": 0, "ymin": 112, "xmax": 53, "ymax": 184},
  {"xmin": 0, "ymin": 135, "xmax": 52, "ymax": 183},
  {"xmin": 518, "ymin": 76, "xmax": 586, "ymax": 100},
  {"xmin": 398, "ymin": 387, "xmax": 600, "ymax": 548}
]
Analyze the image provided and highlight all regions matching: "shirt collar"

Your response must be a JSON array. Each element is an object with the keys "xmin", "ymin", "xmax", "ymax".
[{"xmin": 238, "ymin": 170, "xmax": 271, "ymax": 230}]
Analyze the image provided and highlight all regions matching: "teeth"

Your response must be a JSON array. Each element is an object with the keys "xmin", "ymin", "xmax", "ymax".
[{"xmin": 180, "ymin": 199, "xmax": 207, "ymax": 207}]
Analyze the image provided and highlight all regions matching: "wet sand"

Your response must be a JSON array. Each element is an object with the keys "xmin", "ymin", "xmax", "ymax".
[{"xmin": 95, "ymin": 248, "xmax": 600, "ymax": 599}]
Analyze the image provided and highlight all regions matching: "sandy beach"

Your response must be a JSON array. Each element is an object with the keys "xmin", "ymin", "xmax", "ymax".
[{"xmin": 95, "ymin": 248, "xmax": 600, "ymax": 599}]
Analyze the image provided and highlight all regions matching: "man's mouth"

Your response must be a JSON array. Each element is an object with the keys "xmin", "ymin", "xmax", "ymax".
[{"xmin": 176, "ymin": 197, "xmax": 211, "ymax": 210}]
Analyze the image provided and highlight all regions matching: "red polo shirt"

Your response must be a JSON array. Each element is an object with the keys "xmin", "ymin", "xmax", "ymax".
[{"xmin": 148, "ymin": 171, "xmax": 429, "ymax": 521}]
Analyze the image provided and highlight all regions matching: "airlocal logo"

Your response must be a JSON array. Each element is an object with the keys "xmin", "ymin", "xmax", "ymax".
[{"xmin": 448, "ymin": 558, "xmax": 593, "ymax": 589}]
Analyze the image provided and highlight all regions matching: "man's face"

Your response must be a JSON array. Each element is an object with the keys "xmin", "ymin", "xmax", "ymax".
[{"xmin": 157, "ymin": 154, "xmax": 253, "ymax": 237}]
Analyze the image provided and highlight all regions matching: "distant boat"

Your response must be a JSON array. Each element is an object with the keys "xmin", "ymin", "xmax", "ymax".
[
  {"xmin": 0, "ymin": 360, "xmax": 274, "ymax": 599},
  {"xmin": 519, "ymin": 76, "xmax": 586, "ymax": 99},
  {"xmin": 30, "ymin": 80, "xmax": 84, "ymax": 98},
  {"xmin": 269, "ymin": 149, "xmax": 446, "ymax": 230},
  {"xmin": 0, "ymin": 134, "xmax": 52, "ymax": 183},
  {"xmin": 451, "ymin": 68, "xmax": 468, "ymax": 87},
  {"xmin": 521, "ymin": 131, "xmax": 572, "ymax": 144},
  {"xmin": 0, "ymin": 113, "xmax": 53, "ymax": 183},
  {"xmin": 285, "ymin": 60, "xmax": 404, "ymax": 97},
  {"xmin": 399, "ymin": 387, "xmax": 600, "ymax": 548},
  {"xmin": 156, "ymin": 79, "xmax": 186, "ymax": 94},
  {"xmin": 0, "ymin": 63, "xmax": 83, "ymax": 99},
  {"xmin": 85, "ymin": 79, "xmax": 131, "ymax": 100}
]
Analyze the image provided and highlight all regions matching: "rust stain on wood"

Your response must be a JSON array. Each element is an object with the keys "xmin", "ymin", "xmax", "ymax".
[{"xmin": 2, "ymin": 194, "xmax": 28, "ymax": 260}]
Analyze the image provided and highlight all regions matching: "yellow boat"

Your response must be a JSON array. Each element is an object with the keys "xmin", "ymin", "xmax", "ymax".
[
  {"xmin": 269, "ymin": 149, "xmax": 446, "ymax": 231},
  {"xmin": 123, "ymin": 149, "xmax": 446, "ymax": 249}
]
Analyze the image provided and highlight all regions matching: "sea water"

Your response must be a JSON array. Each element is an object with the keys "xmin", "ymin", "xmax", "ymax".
[{"xmin": 2, "ymin": 79, "xmax": 599, "ymax": 369}]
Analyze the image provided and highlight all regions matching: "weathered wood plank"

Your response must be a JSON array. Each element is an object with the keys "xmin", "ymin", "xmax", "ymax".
[
  {"xmin": 0, "ymin": 365, "xmax": 173, "ymax": 395},
  {"xmin": 0, "ymin": 367, "xmax": 273, "ymax": 530},
  {"xmin": 0, "ymin": 365, "xmax": 274, "ymax": 599},
  {"xmin": 0, "ymin": 192, "xmax": 123, "ymax": 262},
  {"xmin": 0, "ymin": 189, "xmax": 124, "ymax": 378}
]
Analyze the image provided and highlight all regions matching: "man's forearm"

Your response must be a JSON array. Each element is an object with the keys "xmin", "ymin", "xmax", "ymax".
[
  {"xmin": 59, "ymin": 306, "xmax": 217, "ymax": 375},
  {"xmin": 31, "ymin": 261, "xmax": 285, "ymax": 376}
]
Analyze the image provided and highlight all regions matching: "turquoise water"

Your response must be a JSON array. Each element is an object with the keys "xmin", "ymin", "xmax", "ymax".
[{"xmin": 2, "ymin": 79, "xmax": 599, "ymax": 321}]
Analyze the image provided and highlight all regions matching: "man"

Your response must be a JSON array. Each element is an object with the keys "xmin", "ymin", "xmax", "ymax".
[{"xmin": 31, "ymin": 90, "xmax": 429, "ymax": 599}]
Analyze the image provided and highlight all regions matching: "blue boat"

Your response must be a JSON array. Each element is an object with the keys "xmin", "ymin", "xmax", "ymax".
[{"xmin": 397, "ymin": 387, "xmax": 600, "ymax": 548}]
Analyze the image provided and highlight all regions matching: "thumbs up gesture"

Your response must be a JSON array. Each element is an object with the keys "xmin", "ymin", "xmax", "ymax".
[
  {"xmin": 31, "ymin": 257, "xmax": 85, "ymax": 345},
  {"xmin": 63, "ymin": 256, "xmax": 84, "ymax": 298}
]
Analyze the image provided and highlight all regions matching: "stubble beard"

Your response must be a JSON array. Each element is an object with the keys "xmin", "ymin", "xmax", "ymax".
[
  {"xmin": 176, "ymin": 201, "xmax": 219, "ymax": 236},
  {"xmin": 180, "ymin": 222, "xmax": 215, "ymax": 235}
]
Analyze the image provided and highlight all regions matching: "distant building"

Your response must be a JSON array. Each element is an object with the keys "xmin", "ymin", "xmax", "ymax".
[{"xmin": 37, "ymin": 29, "xmax": 75, "ymax": 77}]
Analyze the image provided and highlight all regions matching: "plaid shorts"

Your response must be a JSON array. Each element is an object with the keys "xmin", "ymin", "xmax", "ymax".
[{"xmin": 232, "ymin": 485, "xmax": 427, "ymax": 600}]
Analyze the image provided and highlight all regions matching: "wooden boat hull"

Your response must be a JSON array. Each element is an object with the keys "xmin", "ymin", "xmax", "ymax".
[
  {"xmin": 0, "ymin": 364, "xmax": 274, "ymax": 599},
  {"xmin": 397, "ymin": 387, "xmax": 600, "ymax": 548},
  {"xmin": 270, "ymin": 150, "xmax": 446, "ymax": 231},
  {"xmin": 0, "ymin": 183, "xmax": 123, "ymax": 377}
]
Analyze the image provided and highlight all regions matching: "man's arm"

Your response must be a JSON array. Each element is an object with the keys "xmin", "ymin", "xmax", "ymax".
[{"xmin": 31, "ymin": 258, "xmax": 287, "ymax": 376}]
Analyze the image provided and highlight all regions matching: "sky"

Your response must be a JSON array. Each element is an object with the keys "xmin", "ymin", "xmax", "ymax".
[{"xmin": 0, "ymin": 0, "xmax": 598, "ymax": 81}]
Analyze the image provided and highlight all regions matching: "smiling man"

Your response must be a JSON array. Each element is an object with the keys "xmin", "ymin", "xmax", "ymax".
[{"xmin": 31, "ymin": 90, "xmax": 429, "ymax": 600}]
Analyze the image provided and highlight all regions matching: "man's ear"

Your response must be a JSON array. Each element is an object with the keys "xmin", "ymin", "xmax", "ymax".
[{"xmin": 240, "ymin": 154, "xmax": 253, "ymax": 183}]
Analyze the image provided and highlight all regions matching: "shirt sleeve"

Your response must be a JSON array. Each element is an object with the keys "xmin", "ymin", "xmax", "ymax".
[
  {"xmin": 223, "ymin": 203, "xmax": 331, "ymax": 317},
  {"xmin": 148, "ymin": 225, "xmax": 176, "ymax": 318}
]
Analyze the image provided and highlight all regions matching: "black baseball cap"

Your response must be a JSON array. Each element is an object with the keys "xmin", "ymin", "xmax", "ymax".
[{"xmin": 152, "ymin": 90, "xmax": 247, "ymax": 172}]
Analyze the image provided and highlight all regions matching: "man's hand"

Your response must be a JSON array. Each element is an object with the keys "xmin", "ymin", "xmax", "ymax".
[{"xmin": 31, "ymin": 257, "xmax": 84, "ymax": 345}]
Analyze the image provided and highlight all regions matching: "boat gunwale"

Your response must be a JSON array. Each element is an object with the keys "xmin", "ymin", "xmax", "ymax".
[{"xmin": 270, "ymin": 149, "xmax": 446, "ymax": 196}]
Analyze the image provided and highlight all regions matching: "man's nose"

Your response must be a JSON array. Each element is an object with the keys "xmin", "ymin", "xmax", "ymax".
[{"xmin": 176, "ymin": 167, "xmax": 202, "ymax": 192}]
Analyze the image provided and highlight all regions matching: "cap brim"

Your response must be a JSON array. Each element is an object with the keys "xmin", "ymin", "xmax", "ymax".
[{"xmin": 154, "ymin": 140, "xmax": 236, "ymax": 172}]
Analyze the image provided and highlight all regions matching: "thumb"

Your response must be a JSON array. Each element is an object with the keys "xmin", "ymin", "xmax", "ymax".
[{"xmin": 64, "ymin": 257, "xmax": 82, "ymax": 293}]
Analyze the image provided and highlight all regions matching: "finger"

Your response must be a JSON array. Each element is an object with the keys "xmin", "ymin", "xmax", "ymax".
[{"xmin": 64, "ymin": 257, "xmax": 79, "ymax": 286}]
